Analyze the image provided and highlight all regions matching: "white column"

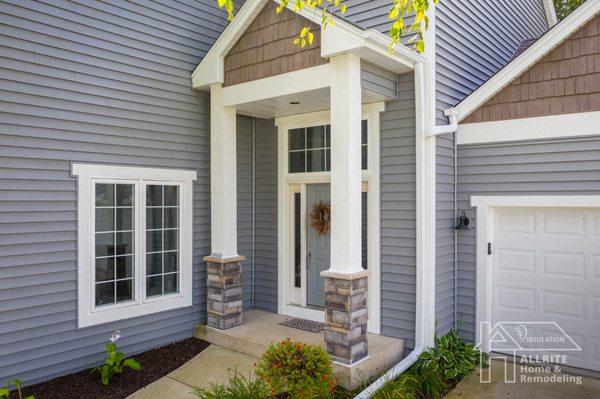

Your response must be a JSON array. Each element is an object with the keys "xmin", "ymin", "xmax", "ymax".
[
  {"xmin": 209, "ymin": 84, "xmax": 238, "ymax": 258},
  {"xmin": 328, "ymin": 54, "xmax": 363, "ymax": 274}
]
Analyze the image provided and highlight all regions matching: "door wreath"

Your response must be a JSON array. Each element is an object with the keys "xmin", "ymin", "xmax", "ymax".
[{"xmin": 310, "ymin": 200, "xmax": 331, "ymax": 236}]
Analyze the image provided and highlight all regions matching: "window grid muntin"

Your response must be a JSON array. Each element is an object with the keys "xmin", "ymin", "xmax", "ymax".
[
  {"xmin": 288, "ymin": 121, "xmax": 368, "ymax": 173},
  {"xmin": 93, "ymin": 182, "xmax": 135, "ymax": 308},
  {"xmin": 145, "ymin": 184, "xmax": 180, "ymax": 298}
]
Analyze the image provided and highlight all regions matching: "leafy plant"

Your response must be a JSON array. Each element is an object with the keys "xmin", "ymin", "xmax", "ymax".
[
  {"xmin": 374, "ymin": 330, "xmax": 487, "ymax": 399},
  {"xmin": 195, "ymin": 371, "xmax": 270, "ymax": 399},
  {"xmin": 93, "ymin": 329, "xmax": 141, "ymax": 386},
  {"xmin": 0, "ymin": 379, "xmax": 34, "ymax": 399},
  {"xmin": 255, "ymin": 339, "xmax": 335, "ymax": 398}
]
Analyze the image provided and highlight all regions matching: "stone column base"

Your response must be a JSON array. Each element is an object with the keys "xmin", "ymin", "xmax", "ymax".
[
  {"xmin": 321, "ymin": 269, "xmax": 368, "ymax": 365},
  {"xmin": 205, "ymin": 255, "xmax": 245, "ymax": 330}
]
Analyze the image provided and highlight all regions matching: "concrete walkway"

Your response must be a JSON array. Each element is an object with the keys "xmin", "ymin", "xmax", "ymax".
[
  {"xmin": 445, "ymin": 360, "xmax": 600, "ymax": 399},
  {"xmin": 127, "ymin": 345, "xmax": 256, "ymax": 399}
]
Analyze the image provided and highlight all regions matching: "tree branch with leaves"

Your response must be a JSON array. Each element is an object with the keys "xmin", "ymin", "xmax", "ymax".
[{"xmin": 216, "ymin": 0, "xmax": 439, "ymax": 53}]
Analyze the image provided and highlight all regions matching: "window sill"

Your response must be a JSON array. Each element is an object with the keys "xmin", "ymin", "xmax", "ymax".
[{"xmin": 79, "ymin": 294, "xmax": 192, "ymax": 328}]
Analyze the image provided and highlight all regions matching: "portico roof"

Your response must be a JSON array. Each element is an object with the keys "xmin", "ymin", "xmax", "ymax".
[{"xmin": 191, "ymin": 0, "xmax": 425, "ymax": 90}]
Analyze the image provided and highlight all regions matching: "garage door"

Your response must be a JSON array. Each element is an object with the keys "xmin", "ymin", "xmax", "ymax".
[{"xmin": 492, "ymin": 207, "xmax": 600, "ymax": 372}]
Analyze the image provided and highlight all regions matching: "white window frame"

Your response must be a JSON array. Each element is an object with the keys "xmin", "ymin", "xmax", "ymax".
[{"xmin": 73, "ymin": 164, "xmax": 197, "ymax": 328}]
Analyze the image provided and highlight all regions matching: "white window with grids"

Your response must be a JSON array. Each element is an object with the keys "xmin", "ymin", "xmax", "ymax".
[{"xmin": 73, "ymin": 164, "xmax": 196, "ymax": 328}]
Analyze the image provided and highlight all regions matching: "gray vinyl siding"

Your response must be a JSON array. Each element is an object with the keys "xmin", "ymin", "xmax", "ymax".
[
  {"xmin": 253, "ymin": 118, "xmax": 278, "ymax": 312},
  {"xmin": 361, "ymin": 61, "xmax": 397, "ymax": 100},
  {"xmin": 237, "ymin": 115, "xmax": 254, "ymax": 310},
  {"xmin": 435, "ymin": 0, "xmax": 549, "ymax": 120},
  {"xmin": 0, "ymin": 0, "xmax": 229, "ymax": 385},
  {"xmin": 433, "ymin": 0, "xmax": 550, "ymax": 337},
  {"xmin": 456, "ymin": 135, "xmax": 600, "ymax": 342},
  {"xmin": 380, "ymin": 72, "xmax": 417, "ymax": 348}
]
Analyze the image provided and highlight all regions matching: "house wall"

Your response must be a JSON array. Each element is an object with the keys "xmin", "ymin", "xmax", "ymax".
[
  {"xmin": 433, "ymin": 0, "xmax": 550, "ymax": 336},
  {"xmin": 456, "ymin": 135, "xmax": 600, "ymax": 342},
  {"xmin": 380, "ymin": 72, "xmax": 417, "ymax": 348},
  {"xmin": 462, "ymin": 14, "xmax": 600, "ymax": 123},
  {"xmin": 0, "ymin": 0, "xmax": 229, "ymax": 384},
  {"xmin": 253, "ymin": 118, "xmax": 279, "ymax": 312},
  {"xmin": 224, "ymin": 1, "xmax": 326, "ymax": 86},
  {"xmin": 237, "ymin": 116, "xmax": 254, "ymax": 310}
]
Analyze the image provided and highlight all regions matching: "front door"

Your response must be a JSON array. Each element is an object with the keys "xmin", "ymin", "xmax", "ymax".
[{"xmin": 306, "ymin": 184, "xmax": 330, "ymax": 307}]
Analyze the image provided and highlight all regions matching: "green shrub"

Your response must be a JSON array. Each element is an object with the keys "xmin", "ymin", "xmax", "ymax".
[
  {"xmin": 93, "ymin": 329, "xmax": 141, "ymax": 386},
  {"xmin": 255, "ymin": 339, "xmax": 335, "ymax": 398},
  {"xmin": 195, "ymin": 371, "xmax": 269, "ymax": 399},
  {"xmin": 0, "ymin": 379, "xmax": 34, "ymax": 399},
  {"xmin": 373, "ymin": 330, "xmax": 486, "ymax": 399}
]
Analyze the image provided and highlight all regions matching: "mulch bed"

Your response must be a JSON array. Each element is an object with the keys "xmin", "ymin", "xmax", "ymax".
[{"xmin": 16, "ymin": 338, "xmax": 210, "ymax": 399}]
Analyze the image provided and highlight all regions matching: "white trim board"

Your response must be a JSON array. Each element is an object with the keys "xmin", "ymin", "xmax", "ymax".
[
  {"xmin": 446, "ymin": 0, "xmax": 600, "ymax": 122},
  {"xmin": 276, "ymin": 104, "xmax": 383, "ymax": 334},
  {"xmin": 470, "ymin": 195, "xmax": 600, "ymax": 347},
  {"xmin": 457, "ymin": 111, "xmax": 600, "ymax": 145}
]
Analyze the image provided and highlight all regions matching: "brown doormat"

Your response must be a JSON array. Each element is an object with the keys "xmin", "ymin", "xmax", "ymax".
[{"xmin": 279, "ymin": 317, "xmax": 324, "ymax": 333}]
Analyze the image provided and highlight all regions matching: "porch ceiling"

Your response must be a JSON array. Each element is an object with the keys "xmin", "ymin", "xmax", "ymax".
[{"xmin": 235, "ymin": 87, "xmax": 389, "ymax": 119}]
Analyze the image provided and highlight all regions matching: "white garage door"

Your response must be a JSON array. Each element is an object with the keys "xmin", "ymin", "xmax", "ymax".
[{"xmin": 492, "ymin": 207, "xmax": 600, "ymax": 372}]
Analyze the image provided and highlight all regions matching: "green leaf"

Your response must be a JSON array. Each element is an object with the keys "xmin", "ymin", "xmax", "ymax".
[
  {"xmin": 300, "ymin": 27, "xmax": 309, "ymax": 38},
  {"xmin": 307, "ymin": 32, "xmax": 314, "ymax": 45},
  {"xmin": 389, "ymin": 7, "xmax": 399, "ymax": 20},
  {"xmin": 124, "ymin": 358, "xmax": 142, "ymax": 371},
  {"xmin": 340, "ymin": 4, "xmax": 347, "ymax": 13}
]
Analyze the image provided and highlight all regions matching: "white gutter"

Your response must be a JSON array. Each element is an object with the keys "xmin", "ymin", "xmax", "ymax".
[{"xmin": 355, "ymin": 4, "xmax": 458, "ymax": 397}]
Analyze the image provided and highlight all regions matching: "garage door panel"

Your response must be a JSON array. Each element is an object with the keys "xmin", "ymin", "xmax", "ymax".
[
  {"xmin": 541, "ymin": 212, "xmax": 586, "ymax": 239},
  {"xmin": 492, "ymin": 207, "xmax": 600, "ymax": 372},
  {"xmin": 542, "ymin": 251, "xmax": 586, "ymax": 278},
  {"xmin": 540, "ymin": 290, "xmax": 585, "ymax": 320},
  {"xmin": 496, "ymin": 248, "xmax": 536, "ymax": 274}
]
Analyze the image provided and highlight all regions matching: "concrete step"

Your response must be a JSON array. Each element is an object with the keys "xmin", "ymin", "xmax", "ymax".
[{"xmin": 194, "ymin": 310, "xmax": 405, "ymax": 389}]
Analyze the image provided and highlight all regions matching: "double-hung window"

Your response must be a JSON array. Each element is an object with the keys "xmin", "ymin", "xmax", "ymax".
[{"xmin": 73, "ymin": 164, "xmax": 196, "ymax": 328}]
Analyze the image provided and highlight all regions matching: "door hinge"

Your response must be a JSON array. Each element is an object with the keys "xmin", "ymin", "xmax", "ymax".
[{"xmin": 487, "ymin": 242, "xmax": 492, "ymax": 255}]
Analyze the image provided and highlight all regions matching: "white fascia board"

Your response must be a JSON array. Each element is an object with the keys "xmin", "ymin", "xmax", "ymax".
[
  {"xmin": 456, "ymin": 111, "xmax": 600, "ymax": 145},
  {"xmin": 446, "ymin": 0, "xmax": 600, "ymax": 122},
  {"xmin": 221, "ymin": 63, "xmax": 332, "ymax": 106},
  {"xmin": 471, "ymin": 195, "xmax": 600, "ymax": 208}
]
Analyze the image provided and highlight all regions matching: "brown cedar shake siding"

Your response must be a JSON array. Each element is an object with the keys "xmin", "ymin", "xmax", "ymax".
[
  {"xmin": 224, "ymin": 1, "xmax": 327, "ymax": 86},
  {"xmin": 462, "ymin": 14, "xmax": 600, "ymax": 123}
]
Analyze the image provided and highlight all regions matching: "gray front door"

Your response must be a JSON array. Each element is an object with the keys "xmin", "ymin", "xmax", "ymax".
[{"xmin": 306, "ymin": 183, "xmax": 330, "ymax": 307}]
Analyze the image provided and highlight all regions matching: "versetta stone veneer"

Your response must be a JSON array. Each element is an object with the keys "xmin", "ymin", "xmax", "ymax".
[
  {"xmin": 321, "ymin": 269, "xmax": 369, "ymax": 364},
  {"xmin": 204, "ymin": 255, "xmax": 245, "ymax": 330}
]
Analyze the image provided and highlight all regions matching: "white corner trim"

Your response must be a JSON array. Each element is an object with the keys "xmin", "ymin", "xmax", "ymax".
[
  {"xmin": 447, "ymin": 0, "xmax": 600, "ymax": 122},
  {"xmin": 221, "ymin": 64, "xmax": 333, "ymax": 107},
  {"xmin": 471, "ymin": 195, "xmax": 600, "ymax": 346},
  {"xmin": 457, "ymin": 111, "xmax": 600, "ymax": 145},
  {"xmin": 543, "ymin": 0, "xmax": 558, "ymax": 27},
  {"xmin": 72, "ymin": 163, "xmax": 196, "ymax": 328}
]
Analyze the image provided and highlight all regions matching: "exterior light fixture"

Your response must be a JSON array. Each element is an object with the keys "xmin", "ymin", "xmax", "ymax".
[{"xmin": 455, "ymin": 211, "xmax": 471, "ymax": 230}]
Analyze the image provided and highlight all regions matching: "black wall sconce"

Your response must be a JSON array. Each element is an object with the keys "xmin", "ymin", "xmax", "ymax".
[{"xmin": 455, "ymin": 211, "xmax": 471, "ymax": 230}]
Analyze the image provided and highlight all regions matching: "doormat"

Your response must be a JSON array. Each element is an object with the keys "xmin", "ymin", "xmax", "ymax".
[{"xmin": 279, "ymin": 318, "xmax": 324, "ymax": 333}]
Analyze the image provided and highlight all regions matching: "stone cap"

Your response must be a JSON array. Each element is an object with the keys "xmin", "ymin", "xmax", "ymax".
[
  {"xmin": 203, "ymin": 255, "xmax": 246, "ymax": 264},
  {"xmin": 320, "ymin": 269, "xmax": 368, "ymax": 280}
]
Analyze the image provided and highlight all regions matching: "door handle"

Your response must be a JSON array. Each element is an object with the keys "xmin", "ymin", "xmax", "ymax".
[{"xmin": 307, "ymin": 250, "xmax": 312, "ymax": 259}]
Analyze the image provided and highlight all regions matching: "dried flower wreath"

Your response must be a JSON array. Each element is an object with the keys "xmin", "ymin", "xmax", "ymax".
[{"xmin": 310, "ymin": 200, "xmax": 331, "ymax": 236}]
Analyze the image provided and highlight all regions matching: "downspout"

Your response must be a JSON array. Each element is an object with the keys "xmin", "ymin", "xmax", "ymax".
[
  {"xmin": 356, "ymin": 3, "xmax": 458, "ymax": 397},
  {"xmin": 252, "ymin": 117, "xmax": 256, "ymax": 308}
]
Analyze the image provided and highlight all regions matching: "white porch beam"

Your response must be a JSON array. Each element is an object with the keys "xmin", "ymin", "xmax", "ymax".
[
  {"xmin": 328, "ymin": 53, "xmax": 363, "ymax": 274},
  {"xmin": 209, "ymin": 84, "xmax": 239, "ymax": 258}
]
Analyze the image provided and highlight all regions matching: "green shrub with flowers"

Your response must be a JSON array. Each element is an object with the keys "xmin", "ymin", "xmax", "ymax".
[{"xmin": 254, "ymin": 339, "xmax": 335, "ymax": 399}]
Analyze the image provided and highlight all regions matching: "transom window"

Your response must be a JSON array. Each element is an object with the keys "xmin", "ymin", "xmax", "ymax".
[
  {"xmin": 74, "ymin": 164, "xmax": 196, "ymax": 328},
  {"xmin": 288, "ymin": 120, "xmax": 368, "ymax": 173}
]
